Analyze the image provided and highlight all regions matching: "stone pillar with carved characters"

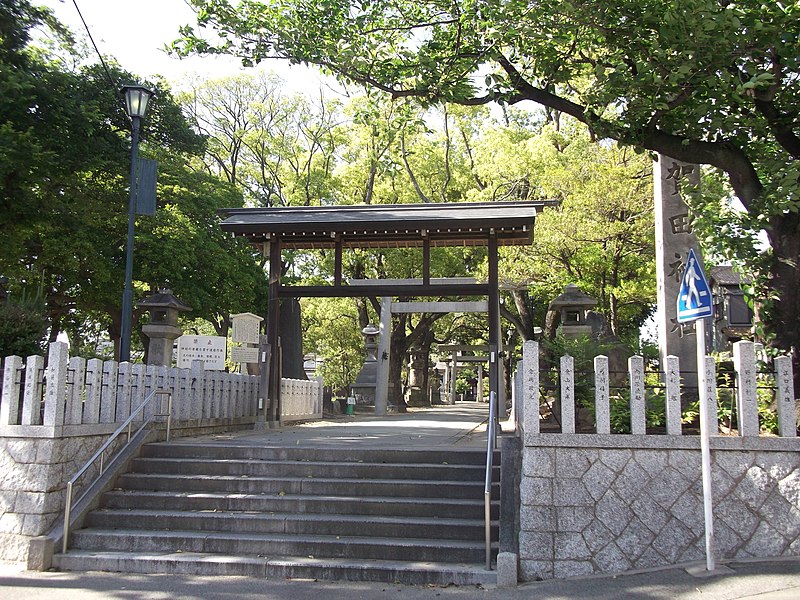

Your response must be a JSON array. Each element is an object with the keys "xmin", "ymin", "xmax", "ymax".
[{"xmin": 654, "ymin": 155, "xmax": 704, "ymax": 397}]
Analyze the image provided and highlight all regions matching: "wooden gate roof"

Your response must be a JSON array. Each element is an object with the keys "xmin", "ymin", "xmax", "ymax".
[{"xmin": 219, "ymin": 201, "xmax": 546, "ymax": 249}]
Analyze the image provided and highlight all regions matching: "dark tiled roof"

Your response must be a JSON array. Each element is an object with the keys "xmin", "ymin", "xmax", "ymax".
[
  {"xmin": 219, "ymin": 201, "xmax": 548, "ymax": 249},
  {"xmin": 710, "ymin": 265, "xmax": 752, "ymax": 287}
]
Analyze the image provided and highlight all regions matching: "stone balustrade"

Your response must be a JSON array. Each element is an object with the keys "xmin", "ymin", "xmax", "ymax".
[
  {"xmin": 280, "ymin": 377, "xmax": 323, "ymax": 422},
  {"xmin": 516, "ymin": 340, "xmax": 796, "ymax": 438}
]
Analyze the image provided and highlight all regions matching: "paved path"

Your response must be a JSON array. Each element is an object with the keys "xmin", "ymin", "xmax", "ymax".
[
  {"xmin": 181, "ymin": 402, "xmax": 496, "ymax": 449},
  {"xmin": 1, "ymin": 558, "xmax": 798, "ymax": 599}
]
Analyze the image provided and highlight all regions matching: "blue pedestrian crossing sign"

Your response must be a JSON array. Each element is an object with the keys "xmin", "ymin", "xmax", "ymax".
[{"xmin": 676, "ymin": 248, "xmax": 713, "ymax": 323}]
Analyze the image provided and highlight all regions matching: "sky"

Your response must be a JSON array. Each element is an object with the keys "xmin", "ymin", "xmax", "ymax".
[{"xmin": 38, "ymin": 0, "xmax": 326, "ymax": 92}]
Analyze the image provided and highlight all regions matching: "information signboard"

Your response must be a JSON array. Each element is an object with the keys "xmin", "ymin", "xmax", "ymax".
[{"xmin": 176, "ymin": 335, "xmax": 227, "ymax": 370}]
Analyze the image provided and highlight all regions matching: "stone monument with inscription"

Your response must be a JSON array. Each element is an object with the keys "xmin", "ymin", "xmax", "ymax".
[{"xmin": 655, "ymin": 154, "xmax": 704, "ymax": 396}]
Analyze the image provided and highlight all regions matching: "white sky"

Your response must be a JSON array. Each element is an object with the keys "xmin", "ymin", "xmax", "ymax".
[{"xmin": 38, "ymin": 0, "xmax": 327, "ymax": 92}]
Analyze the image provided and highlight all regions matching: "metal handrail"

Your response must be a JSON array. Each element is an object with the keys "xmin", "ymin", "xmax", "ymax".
[
  {"xmin": 62, "ymin": 388, "xmax": 172, "ymax": 554},
  {"xmin": 484, "ymin": 390, "xmax": 498, "ymax": 570}
]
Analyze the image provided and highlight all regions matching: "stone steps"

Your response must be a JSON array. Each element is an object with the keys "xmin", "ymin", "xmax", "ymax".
[
  {"xmin": 128, "ymin": 456, "xmax": 490, "ymax": 480},
  {"xmin": 53, "ymin": 441, "xmax": 500, "ymax": 584},
  {"xmin": 101, "ymin": 489, "xmax": 496, "ymax": 519},
  {"xmin": 55, "ymin": 551, "xmax": 496, "ymax": 585},
  {"xmin": 87, "ymin": 508, "xmax": 489, "ymax": 540}
]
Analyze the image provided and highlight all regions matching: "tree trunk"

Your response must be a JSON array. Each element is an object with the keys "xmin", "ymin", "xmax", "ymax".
[
  {"xmin": 767, "ymin": 212, "xmax": 800, "ymax": 399},
  {"xmin": 280, "ymin": 298, "xmax": 307, "ymax": 379},
  {"xmin": 388, "ymin": 325, "xmax": 408, "ymax": 412}
]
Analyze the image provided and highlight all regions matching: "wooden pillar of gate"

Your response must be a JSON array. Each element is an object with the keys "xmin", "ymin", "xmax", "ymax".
[
  {"xmin": 266, "ymin": 238, "xmax": 282, "ymax": 427},
  {"xmin": 488, "ymin": 231, "xmax": 502, "ymax": 421}
]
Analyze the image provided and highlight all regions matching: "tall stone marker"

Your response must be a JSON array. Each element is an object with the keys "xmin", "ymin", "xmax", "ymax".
[{"xmin": 655, "ymin": 154, "xmax": 703, "ymax": 395}]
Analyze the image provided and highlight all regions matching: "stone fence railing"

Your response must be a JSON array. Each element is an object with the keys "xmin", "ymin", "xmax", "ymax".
[
  {"xmin": 0, "ymin": 342, "xmax": 259, "ymax": 436},
  {"xmin": 0, "ymin": 341, "xmax": 326, "ymax": 566},
  {"xmin": 515, "ymin": 339, "xmax": 797, "ymax": 437},
  {"xmin": 513, "ymin": 339, "xmax": 799, "ymax": 582},
  {"xmin": 281, "ymin": 377, "xmax": 323, "ymax": 423}
]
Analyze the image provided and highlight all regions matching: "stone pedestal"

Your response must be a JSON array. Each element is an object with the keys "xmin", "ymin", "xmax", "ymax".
[{"xmin": 141, "ymin": 323, "xmax": 183, "ymax": 366}]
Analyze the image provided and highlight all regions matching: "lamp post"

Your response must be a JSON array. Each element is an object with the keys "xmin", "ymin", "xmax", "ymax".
[{"xmin": 119, "ymin": 84, "xmax": 155, "ymax": 363}]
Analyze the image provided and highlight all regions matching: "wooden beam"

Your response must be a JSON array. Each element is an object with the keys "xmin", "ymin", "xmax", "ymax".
[
  {"xmin": 349, "ymin": 277, "xmax": 477, "ymax": 286},
  {"xmin": 488, "ymin": 231, "xmax": 500, "ymax": 415},
  {"xmin": 423, "ymin": 235, "xmax": 430, "ymax": 286},
  {"xmin": 438, "ymin": 344, "xmax": 490, "ymax": 352},
  {"xmin": 267, "ymin": 240, "xmax": 282, "ymax": 426},
  {"xmin": 277, "ymin": 283, "xmax": 488, "ymax": 298},
  {"xmin": 445, "ymin": 356, "xmax": 490, "ymax": 363}
]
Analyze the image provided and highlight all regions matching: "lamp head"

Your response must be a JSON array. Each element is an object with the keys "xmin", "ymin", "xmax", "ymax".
[{"xmin": 121, "ymin": 84, "xmax": 156, "ymax": 119}]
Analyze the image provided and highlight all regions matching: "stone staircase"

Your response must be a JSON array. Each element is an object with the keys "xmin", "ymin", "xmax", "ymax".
[{"xmin": 53, "ymin": 440, "xmax": 500, "ymax": 585}]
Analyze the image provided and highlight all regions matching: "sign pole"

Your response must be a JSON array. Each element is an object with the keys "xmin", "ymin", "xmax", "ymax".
[
  {"xmin": 695, "ymin": 316, "xmax": 715, "ymax": 571},
  {"xmin": 676, "ymin": 247, "xmax": 716, "ymax": 572}
]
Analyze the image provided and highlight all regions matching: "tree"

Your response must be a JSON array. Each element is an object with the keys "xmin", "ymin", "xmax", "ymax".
[
  {"xmin": 0, "ymin": 288, "xmax": 47, "ymax": 357},
  {"xmin": 302, "ymin": 296, "xmax": 364, "ymax": 395},
  {"xmin": 483, "ymin": 121, "xmax": 656, "ymax": 340},
  {"xmin": 176, "ymin": 0, "xmax": 800, "ymax": 390},
  {"xmin": 180, "ymin": 73, "xmax": 344, "ymax": 207},
  {"xmin": 0, "ymin": 4, "xmax": 268, "ymax": 358}
]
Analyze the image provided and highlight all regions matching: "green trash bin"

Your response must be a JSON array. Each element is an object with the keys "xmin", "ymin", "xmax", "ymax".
[{"xmin": 346, "ymin": 396, "xmax": 355, "ymax": 415}]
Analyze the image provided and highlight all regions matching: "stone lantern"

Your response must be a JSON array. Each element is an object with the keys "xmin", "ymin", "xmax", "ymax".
[
  {"xmin": 138, "ymin": 289, "xmax": 191, "ymax": 366},
  {"xmin": 406, "ymin": 343, "xmax": 429, "ymax": 407},
  {"xmin": 547, "ymin": 284, "xmax": 598, "ymax": 339},
  {"xmin": 350, "ymin": 324, "xmax": 380, "ymax": 406}
]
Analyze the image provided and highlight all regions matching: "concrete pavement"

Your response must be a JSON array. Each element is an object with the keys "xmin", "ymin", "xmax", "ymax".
[
  {"xmin": 0, "ymin": 557, "xmax": 798, "ymax": 599},
  {"xmin": 183, "ymin": 402, "xmax": 496, "ymax": 449}
]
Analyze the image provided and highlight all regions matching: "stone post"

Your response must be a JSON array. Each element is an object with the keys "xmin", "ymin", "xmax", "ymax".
[
  {"xmin": 665, "ymin": 355, "xmax": 682, "ymax": 435},
  {"xmin": 629, "ymin": 356, "xmax": 646, "ymax": 434},
  {"xmin": 594, "ymin": 355, "xmax": 610, "ymax": 434},
  {"xmin": 655, "ymin": 154, "xmax": 703, "ymax": 396},
  {"xmin": 733, "ymin": 341, "xmax": 759, "ymax": 436},
  {"xmin": 522, "ymin": 340, "xmax": 540, "ymax": 438}
]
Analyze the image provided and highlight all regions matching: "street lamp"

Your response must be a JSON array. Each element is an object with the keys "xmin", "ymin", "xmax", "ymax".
[{"xmin": 119, "ymin": 83, "xmax": 155, "ymax": 363}]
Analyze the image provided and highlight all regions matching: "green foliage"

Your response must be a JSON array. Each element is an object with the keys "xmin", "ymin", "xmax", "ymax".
[
  {"xmin": 176, "ymin": 0, "xmax": 800, "ymax": 379},
  {"xmin": 491, "ymin": 123, "xmax": 656, "ymax": 338},
  {"xmin": 0, "ymin": 7, "xmax": 267, "ymax": 356},
  {"xmin": 681, "ymin": 355, "xmax": 781, "ymax": 435},
  {"xmin": 607, "ymin": 374, "xmax": 668, "ymax": 435},
  {"xmin": 301, "ymin": 297, "xmax": 364, "ymax": 394},
  {"xmin": 542, "ymin": 334, "xmax": 616, "ymax": 396},
  {"xmin": 0, "ymin": 288, "xmax": 47, "ymax": 357}
]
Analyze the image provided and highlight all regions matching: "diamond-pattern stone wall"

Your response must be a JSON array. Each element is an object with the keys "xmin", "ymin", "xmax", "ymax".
[{"xmin": 520, "ymin": 438, "xmax": 800, "ymax": 581}]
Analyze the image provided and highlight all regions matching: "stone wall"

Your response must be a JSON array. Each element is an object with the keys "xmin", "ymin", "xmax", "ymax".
[
  {"xmin": 0, "ymin": 433, "xmax": 111, "ymax": 563},
  {"xmin": 0, "ymin": 342, "xmax": 322, "ymax": 566},
  {"xmin": 519, "ymin": 436, "xmax": 800, "ymax": 580}
]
